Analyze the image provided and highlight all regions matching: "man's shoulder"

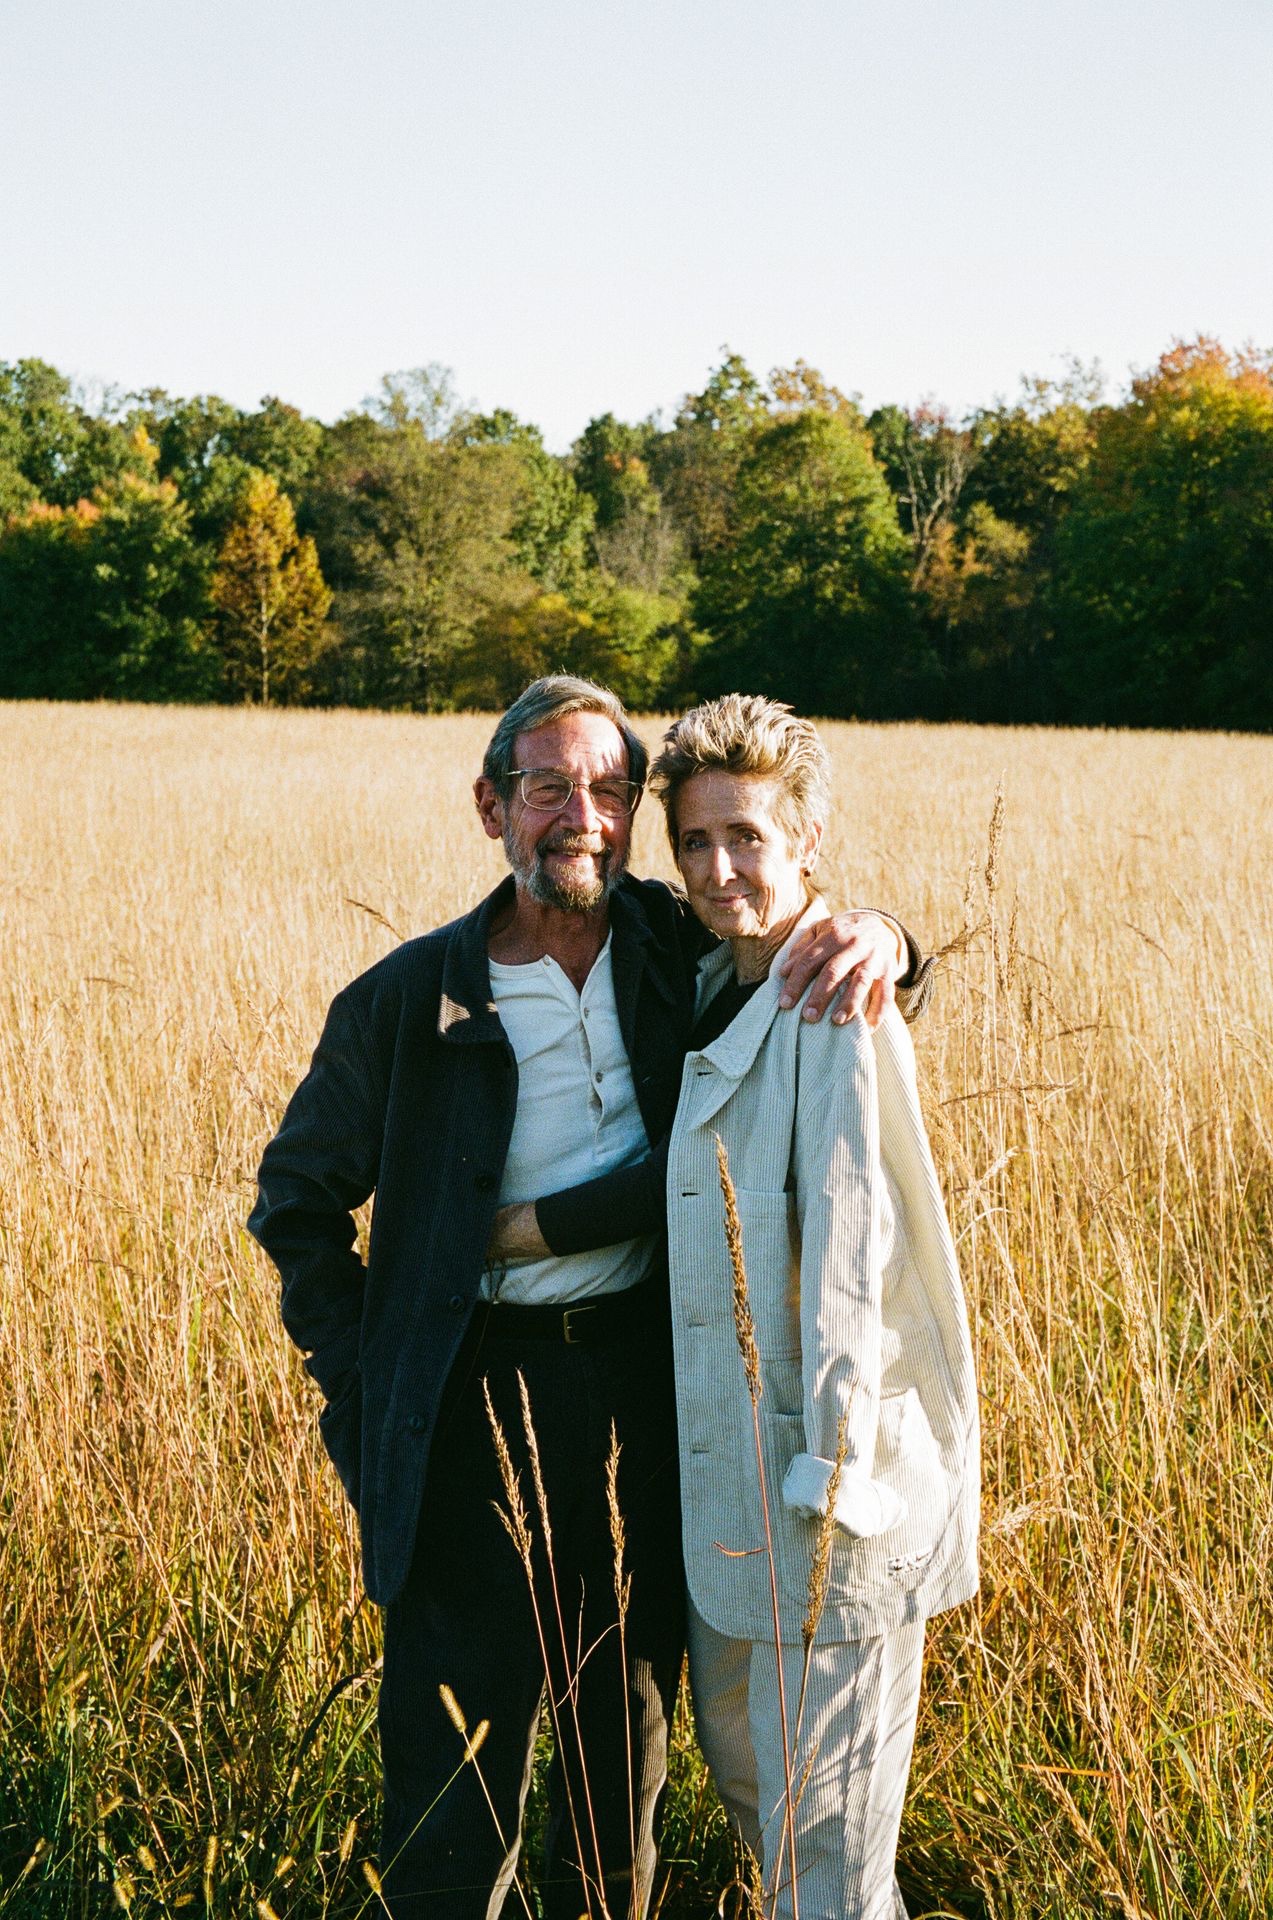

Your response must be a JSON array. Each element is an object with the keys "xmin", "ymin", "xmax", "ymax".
[
  {"xmin": 333, "ymin": 896, "xmax": 488, "ymax": 1016},
  {"xmin": 616, "ymin": 871, "xmax": 683, "ymax": 921},
  {"xmin": 616, "ymin": 872, "xmax": 711, "ymax": 938},
  {"xmin": 613, "ymin": 874, "xmax": 719, "ymax": 978}
]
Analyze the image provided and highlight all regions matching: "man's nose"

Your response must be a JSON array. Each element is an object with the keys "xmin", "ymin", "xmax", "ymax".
[{"xmin": 560, "ymin": 782, "xmax": 604, "ymax": 830}]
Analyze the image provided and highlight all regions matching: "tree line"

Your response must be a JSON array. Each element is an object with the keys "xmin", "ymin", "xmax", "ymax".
[{"xmin": 1, "ymin": 339, "xmax": 1269, "ymax": 728}]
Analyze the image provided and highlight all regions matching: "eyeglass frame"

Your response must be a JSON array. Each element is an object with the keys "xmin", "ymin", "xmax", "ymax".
[{"xmin": 506, "ymin": 768, "xmax": 644, "ymax": 817}]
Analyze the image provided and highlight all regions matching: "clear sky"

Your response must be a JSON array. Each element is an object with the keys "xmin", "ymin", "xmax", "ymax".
[{"xmin": 3, "ymin": 0, "xmax": 1270, "ymax": 448}]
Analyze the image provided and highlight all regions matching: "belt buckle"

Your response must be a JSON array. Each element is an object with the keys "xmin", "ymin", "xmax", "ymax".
[{"xmin": 562, "ymin": 1302, "xmax": 596, "ymax": 1345}]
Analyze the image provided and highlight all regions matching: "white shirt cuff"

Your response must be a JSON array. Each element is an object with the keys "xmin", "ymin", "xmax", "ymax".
[{"xmin": 782, "ymin": 1451, "xmax": 905, "ymax": 1539}]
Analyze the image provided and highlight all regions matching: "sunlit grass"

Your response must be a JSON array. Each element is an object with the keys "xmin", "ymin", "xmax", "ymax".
[{"xmin": 1, "ymin": 701, "xmax": 1270, "ymax": 1917}]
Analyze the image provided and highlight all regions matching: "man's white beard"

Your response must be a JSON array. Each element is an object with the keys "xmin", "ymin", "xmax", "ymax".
[{"xmin": 505, "ymin": 826, "xmax": 626, "ymax": 912}]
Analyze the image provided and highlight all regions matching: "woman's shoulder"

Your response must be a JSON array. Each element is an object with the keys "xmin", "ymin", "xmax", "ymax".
[
  {"xmin": 792, "ymin": 996, "xmax": 922, "ymax": 1107},
  {"xmin": 868, "ymin": 999, "xmax": 919, "ymax": 1087},
  {"xmin": 789, "ymin": 991, "xmax": 876, "ymax": 1098}
]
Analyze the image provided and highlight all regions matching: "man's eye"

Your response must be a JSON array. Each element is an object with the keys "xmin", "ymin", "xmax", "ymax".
[{"xmin": 526, "ymin": 777, "xmax": 570, "ymax": 804}]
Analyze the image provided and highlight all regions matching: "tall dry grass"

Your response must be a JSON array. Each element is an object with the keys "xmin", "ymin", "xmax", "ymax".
[{"xmin": 0, "ymin": 701, "xmax": 1270, "ymax": 1917}]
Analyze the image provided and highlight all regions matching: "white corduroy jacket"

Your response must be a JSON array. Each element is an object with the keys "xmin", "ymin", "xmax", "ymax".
[{"xmin": 666, "ymin": 912, "xmax": 980, "ymax": 1643}]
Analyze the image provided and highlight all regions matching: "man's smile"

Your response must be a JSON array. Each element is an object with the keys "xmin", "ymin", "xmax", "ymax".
[{"xmin": 542, "ymin": 835, "xmax": 607, "ymax": 862}]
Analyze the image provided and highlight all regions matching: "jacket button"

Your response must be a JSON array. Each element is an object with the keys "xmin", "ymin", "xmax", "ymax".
[
  {"xmin": 475, "ymin": 1172, "xmax": 496, "ymax": 1192},
  {"xmin": 407, "ymin": 1413, "xmax": 427, "ymax": 1434},
  {"xmin": 448, "ymin": 1293, "xmax": 466, "ymax": 1313}
]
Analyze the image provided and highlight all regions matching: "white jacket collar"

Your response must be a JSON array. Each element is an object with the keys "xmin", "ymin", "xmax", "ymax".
[{"xmin": 691, "ymin": 897, "xmax": 830, "ymax": 1083}]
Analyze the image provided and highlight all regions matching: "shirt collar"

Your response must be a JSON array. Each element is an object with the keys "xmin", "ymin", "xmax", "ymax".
[{"xmin": 436, "ymin": 874, "xmax": 652, "ymax": 1042}]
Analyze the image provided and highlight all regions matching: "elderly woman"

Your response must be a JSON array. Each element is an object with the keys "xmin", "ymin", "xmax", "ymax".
[{"xmin": 496, "ymin": 695, "xmax": 978, "ymax": 1920}]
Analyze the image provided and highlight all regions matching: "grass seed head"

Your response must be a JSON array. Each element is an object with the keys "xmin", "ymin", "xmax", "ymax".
[
  {"xmin": 517, "ymin": 1370, "xmax": 554, "ymax": 1554},
  {"xmin": 483, "ymin": 1377, "xmax": 533, "ymax": 1565},
  {"xmin": 439, "ymin": 1682, "xmax": 468, "ymax": 1734},
  {"xmin": 715, "ymin": 1135, "xmax": 761, "ymax": 1402},
  {"xmin": 605, "ymin": 1422, "xmax": 631, "ymax": 1617},
  {"xmin": 803, "ymin": 1413, "xmax": 849, "ymax": 1653}
]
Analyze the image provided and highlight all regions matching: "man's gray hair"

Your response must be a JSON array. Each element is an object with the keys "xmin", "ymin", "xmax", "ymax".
[
  {"xmin": 651, "ymin": 693, "xmax": 831, "ymax": 850},
  {"xmin": 482, "ymin": 675, "xmax": 649, "ymax": 793}
]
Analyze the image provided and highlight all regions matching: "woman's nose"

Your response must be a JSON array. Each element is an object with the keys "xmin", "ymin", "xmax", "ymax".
[{"xmin": 708, "ymin": 846, "xmax": 733, "ymax": 883}]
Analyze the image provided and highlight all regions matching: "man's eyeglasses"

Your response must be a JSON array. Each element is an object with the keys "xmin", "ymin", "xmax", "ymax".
[{"xmin": 509, "ymin": 770, "xmax": 643, "ymax": 818}]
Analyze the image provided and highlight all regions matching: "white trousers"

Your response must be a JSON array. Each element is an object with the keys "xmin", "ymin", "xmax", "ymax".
[{"xmin": 688, "ymin": 1603, "xmax": 925, "ymax": 1920}]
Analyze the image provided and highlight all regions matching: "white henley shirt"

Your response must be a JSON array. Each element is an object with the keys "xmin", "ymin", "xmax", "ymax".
[{"xmin": 483, "ymin": 933, "xmax": 658, "ymax": 1305}]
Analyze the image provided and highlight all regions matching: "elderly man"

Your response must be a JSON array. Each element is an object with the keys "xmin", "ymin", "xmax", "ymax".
[{"xmin": 249, "ymin": 675, "xmax": 926, "ymax": 1920}]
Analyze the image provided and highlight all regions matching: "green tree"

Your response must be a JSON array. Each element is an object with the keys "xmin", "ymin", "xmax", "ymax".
[
  {"xmin": 0, "ymin": 472, "xmax": 211, "ymax": 699},
  {"xmin": 692, "ymin": 409, "xmax": 918, "ymax": 715},
  {"xmin": 576, "ymin": 582, "xmax": 701, "ymax": 708},
  {"xmin": 648, "ymin": 350, "xmax": 769, "ymax": 565},
  {"xmin": 452, "ymin": 583, "xmax": 700, "ymax": 712},
  {"xmin": 449, "ymin": 591, "xmax": 598, "ymax": 709},
  {"xmin": 969, "ymin": 360, "xmax": 1103, "ymax": 539},
  {"xmin": 571, "ymin": 413, "xmax": 660, "ymax": 529},
  {"xmin": 131, "ymin": 391, "xmax": 248, "ymax": 542},
  {"xmin": 867, "ymin": 402, "xmax": 977, "ymax": 588},
  {"xmin": 0, "ymin": 358, "xmax": 149, "ymax": 514},
  {"xmin": 1052, "ymin": 338, "xmax": 1273, "ymax": 728},
  {"xmin": 0, "ymin": 500, "xmax": 97, "ymax": 693},
  {"xmin": 304, "ymin": 410, "xmax": 533, "ymax": 708},
  {"xmin": 132, "ymin": 391, "xmax": 324, "ymax": 547},
  {"xmin": 571, "ymin": 413, "xmax": 685, "ymax": 596},
  {"xmin": 210, "ymin": 472, "xmax": 332, "ymax": 704},
  {"xmin": 231, "ymin": 397, "xmax": 323, "ymax": 501},
  {"xmin": 915, "ymin": 503, "xmax": 1036, "ymax": 717},
  {"xmin": 459, "ymin": 410, "xmax": 595, "ymax": 594}
]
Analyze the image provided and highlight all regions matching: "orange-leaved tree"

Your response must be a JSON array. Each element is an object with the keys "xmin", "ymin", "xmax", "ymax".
[{"xmin": 210, "ymin": 470, "xmax": 331, "ymax": 705}]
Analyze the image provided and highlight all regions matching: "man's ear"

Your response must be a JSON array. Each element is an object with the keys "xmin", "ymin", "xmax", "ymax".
[{"xmin": 474, "ymin": 776, "xmax": 505, "ymax": 843}]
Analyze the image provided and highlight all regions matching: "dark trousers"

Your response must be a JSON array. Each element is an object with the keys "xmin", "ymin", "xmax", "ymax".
[{"xmin": 378, "ymin": 1308, "xmax": 686, "ymax": 1920}]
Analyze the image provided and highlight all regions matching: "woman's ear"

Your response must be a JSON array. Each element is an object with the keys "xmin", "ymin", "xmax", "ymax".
[{"xmin": 800, "ymin": 820, "xmax": 825, "ymax": 875}]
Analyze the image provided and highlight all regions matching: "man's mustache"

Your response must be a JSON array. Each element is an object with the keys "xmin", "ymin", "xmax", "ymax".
[{"xmin": 540, "ymin": 833, "xmax": 607, "ymax": 858}]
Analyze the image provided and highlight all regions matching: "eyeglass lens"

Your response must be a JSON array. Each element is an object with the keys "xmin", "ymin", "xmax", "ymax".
[{"xmin": 518, "ymin": 773, "xmax": 637, "ymax": 816}]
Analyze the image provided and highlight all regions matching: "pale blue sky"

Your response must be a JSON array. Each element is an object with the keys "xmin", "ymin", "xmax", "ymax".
[{"xmin": 3, "ymin": 0, "xmax": 1270, "ymax": 447}]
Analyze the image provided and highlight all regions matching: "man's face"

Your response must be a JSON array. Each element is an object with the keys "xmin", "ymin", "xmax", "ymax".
[{"xmin": 475, "ymin": 711, "xmax": 637, "ymax": 912}]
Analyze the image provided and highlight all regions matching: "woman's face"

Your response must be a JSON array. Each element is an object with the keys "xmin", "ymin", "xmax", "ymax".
[{"xmin": 674, "ymin": 771, "xmax": 820, "ymax": 942}]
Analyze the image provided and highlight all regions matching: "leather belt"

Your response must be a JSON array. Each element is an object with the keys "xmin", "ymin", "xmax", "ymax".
[{"xmin": 483, "ymin": 1277, "xmax": 663, "ymax": 1346}]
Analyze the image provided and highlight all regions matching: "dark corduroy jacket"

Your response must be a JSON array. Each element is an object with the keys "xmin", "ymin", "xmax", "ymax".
[{"xmin": 248, "ymin": 873, "xmax": 705, "ymax": 1607}]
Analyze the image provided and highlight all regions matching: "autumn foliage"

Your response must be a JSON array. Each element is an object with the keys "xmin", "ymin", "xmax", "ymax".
[
  {"xmin": 1, "ymin": 339, "xmax": 1269, "ymax": 728},
  {"xmin": 211, "ymin": 473, "xmax": 331, "ymax": 705}
]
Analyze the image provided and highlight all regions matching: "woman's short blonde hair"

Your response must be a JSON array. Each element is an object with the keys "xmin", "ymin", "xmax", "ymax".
[{"xmin": 650, "ymin": 693, "xmax": 831, "ymax": 852}]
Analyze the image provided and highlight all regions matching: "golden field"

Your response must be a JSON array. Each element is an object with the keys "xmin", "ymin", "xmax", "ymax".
[{"xmin": 1, "ymin": 700, "xmax": 1270, "ymax": 1919}]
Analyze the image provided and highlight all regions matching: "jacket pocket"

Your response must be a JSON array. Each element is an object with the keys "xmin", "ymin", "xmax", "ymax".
[
  {"xmin": 732, "ymin": 1188, "xmax": 801, "ymax": 1358},
  {"xmin": 872, "ymin": 1386, "xmax": 950, "ymax": 1557},
  {"xmin": 318, "ymin": 1367, "xmax": 363, "ymax": 1513},
  {"xmin": 876, "ymin": 1387, "xmax": 940, "ymax": 1471}
]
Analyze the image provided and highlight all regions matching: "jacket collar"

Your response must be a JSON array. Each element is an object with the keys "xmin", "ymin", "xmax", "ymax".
[
  {"xmin": 436, "ymin": 876, "xmax": 512, "ymax": 1044},
  {"xmin": 691, "ymin": 897, "xmax": 830, "ymax": 1082},
  {"xmin": 436, "ymin": 872, "xmax": 656, "ymax": 1044}
]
